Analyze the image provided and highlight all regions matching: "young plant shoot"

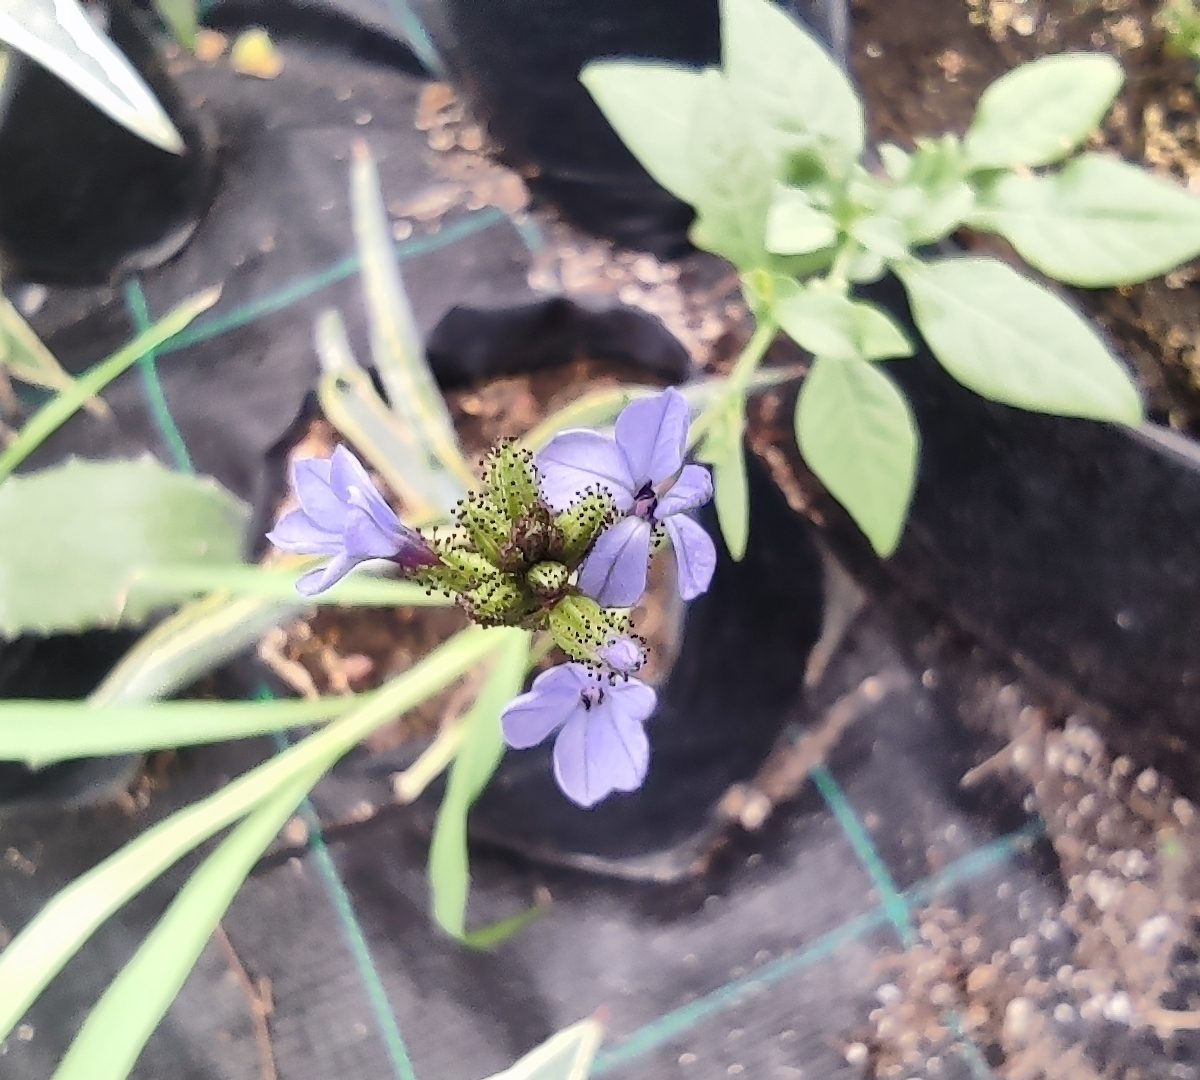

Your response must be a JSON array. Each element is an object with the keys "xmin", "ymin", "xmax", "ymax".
[
  {"xmin": 272, "ymin": 387, "xmax": 715, "ymax": 807},
  {"xmin": 582, "ymin": 0, "xmax": 1200, "ymax": 558}
]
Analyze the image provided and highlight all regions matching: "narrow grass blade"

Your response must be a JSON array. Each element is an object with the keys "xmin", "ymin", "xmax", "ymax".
[
  {"xmin": 351, "ymin": 143, "xmax": 475, "ymax": 497},
  {"xmin": 0, "ymin": 295, "xmax": 107, "ymax": 418},
  {"xmin": 0, "ymin": 288, "xmax": 218, "ymax": 481},
  {"xmin": 0, "ymin": 694, "xmax": 374, "ymax": 766},
  {"xmin": 51, "ymin": 764, "xmax": 323, "ymax": 1080},
  {"xmin": 0, "ymin": 627, "xmax": 495, "ymax": 1043}
]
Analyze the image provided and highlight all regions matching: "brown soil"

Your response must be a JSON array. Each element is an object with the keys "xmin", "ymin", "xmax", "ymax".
[{"xmin": 852, "ymin": 0, "xmax": 1200, "ymax": 431}]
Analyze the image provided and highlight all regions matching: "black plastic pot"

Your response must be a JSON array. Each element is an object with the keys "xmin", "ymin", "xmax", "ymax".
[
  {"xmin": 428, "ymin": 0, "xmax": 1200, "ymax": 804},
  {"xmin": 0, "ymin": 0, "xmax": 217, "ymax": 285},
  {"xmin": 435, "ymin": 0, "xmax": 843, "ymax": 258}
]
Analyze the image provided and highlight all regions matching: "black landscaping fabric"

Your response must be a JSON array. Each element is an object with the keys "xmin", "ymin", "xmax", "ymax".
[{"xmin": 0, "ymin": 3, "xmax": 1197, "ymax": 1079}]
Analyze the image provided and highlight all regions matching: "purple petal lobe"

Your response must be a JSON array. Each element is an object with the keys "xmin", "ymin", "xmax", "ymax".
[
  {"xmin": 598, "ymin": 636, "xmax": 645, "ymax": 674},
  {"xmin": 342, "ymin": 506, "xmax": 404, "ymax": 560},
  {"xmin": 551, "ymin": 684, "xmax": 653, "ymax": 807},
  {"xmin": 608, "ymin": 677, "xmax": 658, "ymax": 726},
  {"xmin": 295, "ymin": 552, "xmax": 358, "ymax": 596},
  {"xmin": 577, "ymin": 516, "xmax": 653, "ymax": 608},
  {"xmin": 334, "ymin": 446, "xmax": 400, "ymax": 529},
  {"xmin": 536, "ymin": 431, "xmax": 634, "ymax": 512},
  {"xmin": 656, "ymin": 464, "xmax": 714, "ymax": 518},
  {"xmin": 614, "ymin": 388, "xmax": 689, "ymax": 486},
  {"xmin": 265, "ymin": 509, "xmax": 343, "ymax": 554},
  {"xmin": 500, "ymin": 665, "xmax": 587, "ymax": 749},
  {"xmin": 664, "ymin": 514, "xmax": 716, "ymax": 601},
  {"xmin": 291, "ymin": 457, "xmax": 343, "ymax": 530}
]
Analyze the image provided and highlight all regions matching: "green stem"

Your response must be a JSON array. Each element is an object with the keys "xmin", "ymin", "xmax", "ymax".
[{"xmin": 689, "ymin": 318, "xmax": 778, "ymax": 448}]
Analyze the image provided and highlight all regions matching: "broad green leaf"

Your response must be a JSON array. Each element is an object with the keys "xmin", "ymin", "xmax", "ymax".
[
  {"xmin": 0, "ymin": 288, "xmax": 218, "ymax": 481},
  {"xmin": 879, "ymin": 143, "xmax": 911, "ymax": 182},
  {"xmin": 430, "ymin": 629, "xmax": 530, "ymax": 939},
  {"xmin": 697, "ymin": 396, "xmax": 750, "ymax": 560},
  {"xmin": 720, "ymin": 0, "xmax": 864, "ymax": 163},
  {"xmin": 0, "ymin": 627, "xmax": 495, "ymax": 1044},
  {"xmin": 0, "ymin": 457, "xmax": 248, "ymax": 638},
  {"xmin": 773, "ymin": 279, "xmax": 913, "ymax": 361},
  {"xmin": 686, "ymin": 72, "xmax": 775, "ymax": 269},
  {"xmin": 968, "ymin": 153, "xmax": 1200, "ymax": 287},
  {"xmin": 796, "ymin": 357, "xmax": 918, "ymax": 555},
  {"xmin": 0, "ymin": 295, "xmax": 106, "ymax": 417},
  {"xmin": 52, "ymin": 764, "xmax": 321, "ymax": 1080},
  {"xmin": 765, "ymin": 187, "xmax": 838, "ymax": 255},
  {"xmin": 964, "ymin": 53, "xmax": 1124, "ymax": 170},
  {"xmin": 0, "ymin": 695, "xmax": 370, "ymax": 767},
  {"xmin": 351, "ymin": 143, "xmax": 475, "ymax": 501},
  {"xmin": 579, "ymin": 62, "xmax": 708, "ymax": 205},
  {"xmin": 483, "ymin": 1017, "xmax": 605, "ymax": 1080},
  {"xmin": 895, "ymin": 256, "xmax": 1143, "ymax": 423},
  {"xmin": 886, "ymin": 181, "xmax": 975, "ymax": 246},
  {"xmin": 0, "ymin": 0, "xmax": 183, "ymax": 153},
  {"xmin": 153, "ymin": 0, "xmax": 198, "ymax": 49},
  {"xmin": 849, "ymin": 214, "xmax": 908, "ymax": 259}
]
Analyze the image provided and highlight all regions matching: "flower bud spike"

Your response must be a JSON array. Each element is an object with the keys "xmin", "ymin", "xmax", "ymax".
[{"xmin": 485, "ymin": 438, "xmax": 541, "ymax": 521}]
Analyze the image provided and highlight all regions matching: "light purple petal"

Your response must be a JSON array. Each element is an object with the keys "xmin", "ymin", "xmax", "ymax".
[
  {"xmin": 265, "ymin": 508, "xmax": 343, "ymax": 554},
  {"xmin": 291, "ymin": 457, "xmax": 344, "ymax": 530},
  {"xmin": 607, "ymin": 676, "xmax": 658, "ymax": 727},
  {"xmin": 500, "ymin": 665, "xmax": 587, "ymax": 749},
  {"xmin": 332, "ymin": 445, "xmax": 398, "ymax": 528},
  {"xmin": 598, "ymin": 636, "xmax": 645, "ymax": 674},
  {"xmin": 551, "ymin": 686, "xmax": 653, "ymax": 807},
  {"xmin": 295, "ymin": 552, "xmax": 359, "ymax": 596},
  {"xmin": 577, "ymin": 516, "xmax": 653, "ymax": 608},
  {"xmin": 656, "ymin": 464, "xmax": 714, "ymax": 518},
  {"xmin": 664, "ymin": 514, "xmax": 716, "ymax": 601},
  {"xmin": 536, "ymin": 431, "xmax": 635, "ymax": 512},
  {"xmin": 342, "ymin": 505, "xmax": 404, "ymax": 560},
  {"xmin": 614, "ymin": 388, "xmax": 689, "ymax": 486}
]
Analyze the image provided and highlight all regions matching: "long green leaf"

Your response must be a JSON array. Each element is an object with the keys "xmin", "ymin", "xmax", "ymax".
[
  {"xmin": 697, "ymin": 396, "xmax": 750, "ymax": 560},
  {"xmin": 351, "ymin": 143, "xmax": 475, "ymax": 499},
  {"xmin": 52, "ymin": 764, "xmax": 322, "ymax": 1080},
  {"xmin": 0, "ymin": 295, "xmax": 106, "ymax": 417},
  {"xmin": 128, "ymin": 561, "xmax": 451, "ymax": 609},
  {"xmin": 0, "ymin": 287, "xmax": 218, "ymax": 481},
  {"xmin": 0, "ymin": 627, "xmax": 495, "ymax": 1043},
  {"xmin": 429, "ymin": 629, "xmax": 529, "ymax": 939},
  {"xmin": 484, "ymin": 1017, "xmax": 605, "ymax": 1080},
  {"xmin": 0, "ymin": 694, "xmax": 374, "ymax": 766},
  {"xmin": 316, "ymin": 308, "xmax": 441, "ymax": 520},
  {"xmin": 0, "ymin": 0, "xmax": 184, "ymax": 153}
]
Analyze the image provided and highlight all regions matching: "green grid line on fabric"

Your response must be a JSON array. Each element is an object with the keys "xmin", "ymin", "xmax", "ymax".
[
  {"xmin": 382, "ymin": 0, "xmax": 446, "ymax": 78},
  {"xmin": 126, "ymin": 267, "xmax": 421, "ymax": 1080},
  {"xmin": 593, "ymin": 822, "xmax": 1042, "ymax": 1076},
  {"xmin": 269, "ymin": 724, "xmax": 420, "ymax": 1080},
  {"xmin": 156, "ymin": 209, "xmax": 506, "ymax": 358},
  {"xmin": 811, "ymin": 764, "xmax": 1000, "ymax": 1080}
]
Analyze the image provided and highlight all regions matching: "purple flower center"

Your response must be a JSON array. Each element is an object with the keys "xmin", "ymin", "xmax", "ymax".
[
  {"xmin": 579, "ymin": 685, "xmax": 606, "ymax": 711},
  {"xmin": 633, "ymin": 481, "xmax": 658, "ymax": 521}
]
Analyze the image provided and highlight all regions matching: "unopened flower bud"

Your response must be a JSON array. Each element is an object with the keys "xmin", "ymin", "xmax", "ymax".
[
  {"xmin": 527, "ymin": 560, "xmax": 569, "ymax": 601},
  {"xmin": 485, "ymin": 439, "xmax": 540, "ymax": 521},
  {"xmin": 547, "ymin": 594, "xmax": 627, "ymax": 663}
]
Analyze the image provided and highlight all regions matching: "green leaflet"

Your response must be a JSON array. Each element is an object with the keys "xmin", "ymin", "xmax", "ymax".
[
  {"xmin": 968, "ymin": 153, "xmax": 1200, "ymax": 287},
  {"xmin": 963, "ymin": 53, "xmax": 1123, "ymax": 170},
  {"xmin": 796, "ymin": 357, "xmax": 918, "ymax": 557},
  {"xmin": 697, "ymin": 395, "xmax": 750, "ymax": 561},
  {"xmin": 895, "ymin": 256, "xmax": 1143, "ymax": 424}
]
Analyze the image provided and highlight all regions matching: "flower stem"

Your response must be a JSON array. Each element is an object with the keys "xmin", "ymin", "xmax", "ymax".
[{"xmin": 689, "ymin": 317, "xmax": 778, "ymax": 448}]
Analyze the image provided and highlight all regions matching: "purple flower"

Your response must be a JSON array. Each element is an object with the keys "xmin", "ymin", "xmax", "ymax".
[
  {"xmin": 537, "ymin": 388, "xmax": 716, "ymax": 607},
  {"xmin": 267, "ymin": 445, "xmax": 438, "ymax": 596},
  {"xmin": 501, "ymin": 661, "xmax": 656, "ymax": 807}
]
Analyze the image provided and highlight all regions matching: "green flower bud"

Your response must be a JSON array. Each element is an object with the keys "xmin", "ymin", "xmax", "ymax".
[
  {"xmin": 485, "ymin": 439, "xmax": 540, "ymax": 521},
  {"xmin": 463, "ymin": 575, "xmax": 526, "ymax": 624},
  {"xmin": 460, "ymin": 492, "xmax": 510, "ymax": 566},
  {"xmin": 527, "ymin": 560, "xmax": 569, "ymax": 601},
  {"xmin": 554, "ymin": 489, "xmax": 614, "ymax": 566},
  {"xmin": 547, "ymin": 594, "xmax": 627, "ymax": 663},
  {"xmin": 501, "ymin": 503, "xmax": 564, "ymax": 571}
]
